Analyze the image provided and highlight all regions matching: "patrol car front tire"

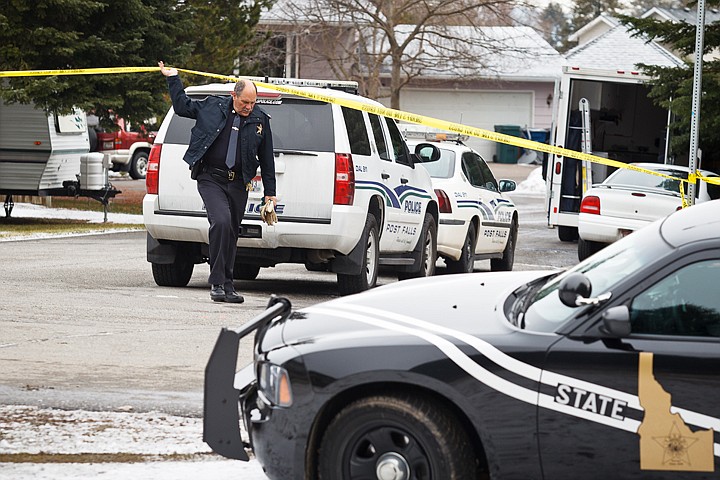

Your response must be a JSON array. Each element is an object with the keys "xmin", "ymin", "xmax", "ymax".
[{"xmin": 317, "ymin": 394, "xmax": 483, "ymax": 480}]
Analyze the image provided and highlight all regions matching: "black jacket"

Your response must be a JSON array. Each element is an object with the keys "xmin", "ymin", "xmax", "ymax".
[{"xmin": 166, "ymin": 75, "xmax": 276, "ymax": 196}]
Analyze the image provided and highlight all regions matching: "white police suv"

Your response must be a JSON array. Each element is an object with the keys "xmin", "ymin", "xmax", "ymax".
[
  {"xmin": 143, "ymin": 78, "xmax": 441, "ymax": 295},
  {"xmin": 406, "ymin": 131, "xmax": 518, "ymax": 273}
]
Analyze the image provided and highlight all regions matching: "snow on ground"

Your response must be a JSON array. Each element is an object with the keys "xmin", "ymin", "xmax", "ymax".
[
  {"xmin": 4, "ymin": 202, "xmax": 144, "ymax": 224},
  {"xmin": 515, "ymin": 166, "xmax": 545, "ymax": 195},
  {"xmin": 0, "ymin": 405, "xmax": 269, "ymax": 479},
  {"xmin": 0, "ymin": 203, "xmax": 144, "ymax": 242}
]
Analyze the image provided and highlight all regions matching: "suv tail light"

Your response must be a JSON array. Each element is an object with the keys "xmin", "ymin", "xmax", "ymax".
[
  {"xmin": 435, "ymin": 189, "xmax": 452, "ymax": 213},
  {"xmin": 580, "ymin": 195, "xmax": 600, "ymax": 215},
  {"xmin": 146, "ymin": 144, "xmax": 162, "ymax": 194},
  {"xmin": 334, "ymin": 153, "xmax": 355, "ymax": 205}
]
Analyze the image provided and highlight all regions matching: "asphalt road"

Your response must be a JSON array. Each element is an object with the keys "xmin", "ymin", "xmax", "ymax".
[{"xmin": 0, "ymin": 189, "xmax": 577, "ymax": 415}]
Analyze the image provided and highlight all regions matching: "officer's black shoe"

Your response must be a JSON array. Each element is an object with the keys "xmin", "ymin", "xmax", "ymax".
[
  {"xmin": 224, "ymin": 289, "xmax": 245, "ymax": 304},
  {"xmin": 210, "ymin": 284, "xmax": 225, "ymax": 302}
]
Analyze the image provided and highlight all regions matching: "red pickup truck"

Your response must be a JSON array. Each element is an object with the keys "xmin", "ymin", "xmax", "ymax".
[{"xmin": 89, "ymin": 116, "xmax": 155, "ymax": 179}]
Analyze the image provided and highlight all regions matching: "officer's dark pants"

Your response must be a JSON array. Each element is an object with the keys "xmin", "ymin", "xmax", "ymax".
[{"xmin": 196, "ymin": 172, "xmax": 248, "ymax": 289}]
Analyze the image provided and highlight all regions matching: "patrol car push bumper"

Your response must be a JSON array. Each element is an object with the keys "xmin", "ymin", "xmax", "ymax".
[{"xmin": 203, "ymin": 296, "xmax": 292, "ymax": 460}]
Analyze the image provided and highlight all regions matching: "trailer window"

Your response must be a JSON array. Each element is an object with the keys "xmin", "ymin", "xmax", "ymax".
[{"xmin": 55, "ymin": 110, "xmax": 87, "ymax": 134}]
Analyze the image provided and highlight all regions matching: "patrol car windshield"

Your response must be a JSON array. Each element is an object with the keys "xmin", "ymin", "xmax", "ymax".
[
  {"xmin": 418, "ymin": 148, "xmax": 455, "ymax": 178},
  {"xmin": 519, "ymin": 224, "xmax": 671, "ymax": 332}
]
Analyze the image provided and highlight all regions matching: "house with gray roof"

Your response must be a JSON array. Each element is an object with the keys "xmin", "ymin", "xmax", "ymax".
[
  {"xmin": 565, "ymin": 15, "xmax": 684, "ymax": 71},
  {"xmin": 258, "ymin": 3, "xmax": 565, "ymax": 161},
  {"xmin": 642, "ymin": 6, "xmax": 720, "ymax": 61},
  {"xmin": 565, "ymin": 6, "xmax": 720, "ymax": 70}
]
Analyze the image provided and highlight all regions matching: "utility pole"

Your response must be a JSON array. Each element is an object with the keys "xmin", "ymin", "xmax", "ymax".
[{"xmin": 687, "ymin": 0, "xmax": 706, "ymax": 206}]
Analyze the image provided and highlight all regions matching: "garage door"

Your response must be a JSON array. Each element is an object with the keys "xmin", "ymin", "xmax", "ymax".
[{"xmin": 398, "ymin": 89, "xmax": 533, "ymax": 162}]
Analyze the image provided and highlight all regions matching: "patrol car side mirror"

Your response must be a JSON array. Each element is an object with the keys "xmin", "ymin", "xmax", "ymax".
[
  {"xmin": 499, "ymin": 179, "xmax": 516, "ymax": 192},
  {"xmin": 599, "ymin": 305, "xmax": 631, "ymax": 337},
  {"xmin": 413, "ymin": 143, "xmax": 441, "ymax": 163},
  {"xmin": 558, "ymin": 273, "xmax": 592, "ymax": 308},
  {"xmin": 558, "ymin": 272, "xmax": 612, "ymax": 308}
]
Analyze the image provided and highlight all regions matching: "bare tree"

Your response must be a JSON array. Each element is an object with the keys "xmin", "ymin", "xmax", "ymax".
[{"xmin": 263, "ymin": 0, "xmax": 532, "ymax": 108}]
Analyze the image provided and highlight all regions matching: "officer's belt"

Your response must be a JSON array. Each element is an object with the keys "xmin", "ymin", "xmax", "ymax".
[{"xmin": 204, "ymin": 165, "xmax": 239, "ymax": 182}]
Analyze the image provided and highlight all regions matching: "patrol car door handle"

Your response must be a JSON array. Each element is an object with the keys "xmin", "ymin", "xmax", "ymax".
[
  {"xmin": 400, "ymin": 177, "xmax": 409, "ymax": 184},
  {"xmin": 381, "ymin": 173, "xmax": 390, "ymax": 180}
]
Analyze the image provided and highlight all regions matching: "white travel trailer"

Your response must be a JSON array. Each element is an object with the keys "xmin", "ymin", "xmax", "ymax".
[{"xmin": 0, "ymin": 100, "xmax": 119, "ymax": 216}]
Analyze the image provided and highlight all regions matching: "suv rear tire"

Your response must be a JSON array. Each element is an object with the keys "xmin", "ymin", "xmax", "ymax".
[
  {"xmin": 337, "ymin": 215, "xmax": 379, "ymax": 295},
  {"xmin": 491, "ymin": 219, "xmax": 517, "ymax": 272},
  {"xmin": 578, "ymin": 238, "xmax": 604, "ymax": 261},
  {"xmin": 445, "ymin": 225, "xmax": 476, "ymax": 274},
  {"xmin": 233, "ymin": 263, "xmax": 261, "ymax": 280},
  {"xmin": 151, "ymin": 258, "xmax": 194, "ymax": 287}
]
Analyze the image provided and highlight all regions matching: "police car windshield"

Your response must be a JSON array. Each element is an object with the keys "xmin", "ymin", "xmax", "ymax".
[
  {"xmin": 520, "ymin": 224, "xmax": 670, "ymax": 332},
  {"xmin": 418, "ymin": 148, "xmax": 455, "ymax": 178}
]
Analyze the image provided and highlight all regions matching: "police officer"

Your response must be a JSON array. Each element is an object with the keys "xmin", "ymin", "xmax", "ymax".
[{"xmin": 159, "ymin": 62, "xmax": 276, "ymax": 303}]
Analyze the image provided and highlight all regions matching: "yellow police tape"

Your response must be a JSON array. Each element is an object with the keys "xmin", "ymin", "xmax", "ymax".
[{"xmin": 3, "ymin": 65, "xmax": 720, "ymax": 207}]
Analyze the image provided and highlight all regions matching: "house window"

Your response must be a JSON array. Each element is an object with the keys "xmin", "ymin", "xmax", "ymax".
[{"xmin": 259, "ymin": 33, "xmax": 290, "ymax": 78}]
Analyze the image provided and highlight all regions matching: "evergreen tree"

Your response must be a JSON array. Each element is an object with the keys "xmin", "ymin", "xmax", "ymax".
[
  {"xmin": 0, "ymin": 0, "xmax": 273, "ymax": 128},
  {"xmin": 627, "ymin": 0, "xmax": 684, "ymax": 17},
  {"xmin": 181, "ymin": 0, "xmax": 273, "ymax": 81},
  {"xmin": 620, "ymin": 5, "xmax": 720, "ymax": 171},
  {"xmin": 0, "ymin": 0, "xmax": 193, "ymax": 128},
  {"xmin": 571, "ymin": 0, "xmax": 623, "ymax": 31},
  {"xmin": 538, "ymin": 2, "xmax": 573, "ymax": 53}
]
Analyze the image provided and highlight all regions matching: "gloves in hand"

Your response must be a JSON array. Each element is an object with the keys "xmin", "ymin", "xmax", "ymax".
[{"xmin": 260, "ymin": 199, "xmax": 278, "ymax": 226}]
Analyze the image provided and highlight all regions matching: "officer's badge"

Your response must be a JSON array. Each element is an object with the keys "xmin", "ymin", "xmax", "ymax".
[{"xmin": 257, "ymin": 124, "xmax": 263, "ymax": 135}]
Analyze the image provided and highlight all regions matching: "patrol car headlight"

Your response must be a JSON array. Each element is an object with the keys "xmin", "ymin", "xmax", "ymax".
[{"xmin": 258, "ymin": 362, "xmax": 293, "ymax": 407}]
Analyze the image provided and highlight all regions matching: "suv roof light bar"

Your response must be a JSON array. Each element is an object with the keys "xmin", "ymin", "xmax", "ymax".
[
  {"xmin": 403, "ymin": 130, "xmax": 469, "ymax": 143},
  {"xmin": 244, "ymin": 76, "xmax": 359, "ymax": 94}
]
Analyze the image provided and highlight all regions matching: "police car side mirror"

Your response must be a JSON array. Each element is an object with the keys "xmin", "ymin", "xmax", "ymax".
[
  {"xmin": 599, "ymin": 305, "xmax": 631, "ymax": 337},
  {"xmin": 558, "ymin": 272, "xmax": 612, "ymax": 308},
  {"xmin": 413, "ymin": 143, "xmax": 441, "ymax": 163},
  {"xmin": 558, "ymin": 273, "xmax": 592, "ymax": 308},
  {"xmin": 499, "ymin": 179, "xmax": 516, "ymax": 192}
]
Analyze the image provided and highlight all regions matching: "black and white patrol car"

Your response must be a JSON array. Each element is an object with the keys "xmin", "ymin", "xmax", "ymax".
[{"xmin": 205, "ymin": 199, "xmax": 720, "ymax": 479}]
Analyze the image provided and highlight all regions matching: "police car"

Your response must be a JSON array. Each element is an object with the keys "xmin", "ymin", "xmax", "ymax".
[
  {"xmin": 205, "ymin": 199, "xmax": 720, "ymax": 479},
  {"xmin": 405, "ymin": 131, "xmax": 518, "ymax": 273}
]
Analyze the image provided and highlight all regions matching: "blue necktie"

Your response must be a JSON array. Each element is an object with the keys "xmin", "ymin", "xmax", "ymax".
[{"xmin": 225, "ymin": 114, "xmax": 241, "ymax": 170}]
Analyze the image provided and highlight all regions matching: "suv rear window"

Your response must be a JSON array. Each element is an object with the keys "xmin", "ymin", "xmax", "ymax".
[{"xmin": 163, "ymin": 95, "xmax": 335, "ymax": 153}]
